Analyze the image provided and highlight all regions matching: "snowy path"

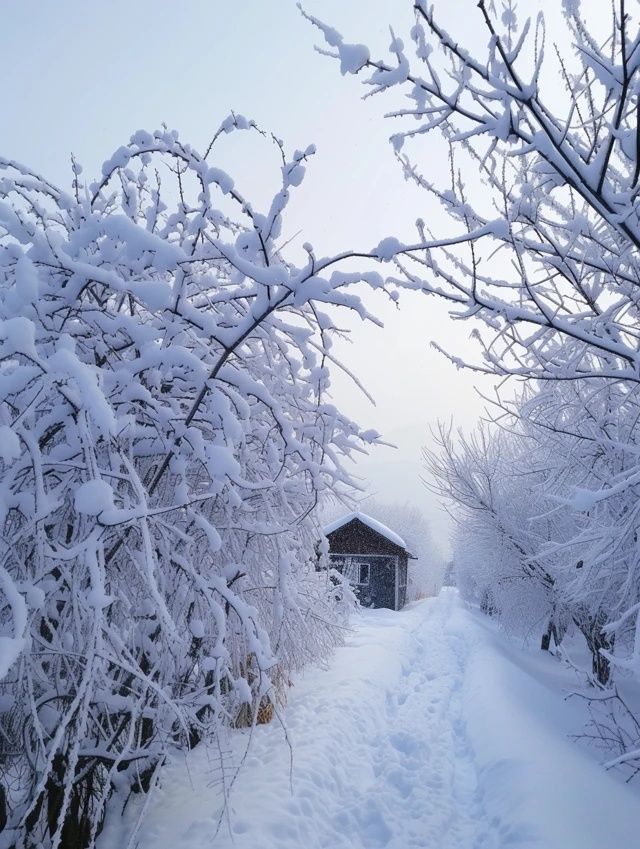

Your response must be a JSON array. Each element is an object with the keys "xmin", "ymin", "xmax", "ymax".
[
  {"xmin": 102, "ymin": 591, "xmax": 640, "ymax": 849},
  {"xmin": 356, "ymin": 595, "xmax": 501, "ymax": 848}
]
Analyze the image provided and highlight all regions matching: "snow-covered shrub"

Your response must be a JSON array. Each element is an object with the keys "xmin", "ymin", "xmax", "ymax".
[{"xmin": 0, "ymin": 122, "xmax": 394, "ymax": 846}]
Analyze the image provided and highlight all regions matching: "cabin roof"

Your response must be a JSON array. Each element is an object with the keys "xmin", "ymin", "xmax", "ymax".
[{"xmin": 323, "ymin": 511, "xmax": 408, "ymax": 551}]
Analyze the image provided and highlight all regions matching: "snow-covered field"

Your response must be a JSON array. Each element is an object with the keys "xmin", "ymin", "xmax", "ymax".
[{"xmin": 101, "ymin": 591, "xmax": 640, "ymax": 849}]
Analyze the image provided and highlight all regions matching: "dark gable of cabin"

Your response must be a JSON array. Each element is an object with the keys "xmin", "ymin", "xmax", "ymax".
[
  {"xmin": 326, "ymin": 518, "xmax": 405, "ymax": 557},
  {"xmin": 325, "ymin": 517, "xmax": 408, "ymax": 611}
]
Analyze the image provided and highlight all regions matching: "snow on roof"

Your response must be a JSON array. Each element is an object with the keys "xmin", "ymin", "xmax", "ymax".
[{"xmin": 322, "ymin": 511, "xmax": 407, "ymax": 550}]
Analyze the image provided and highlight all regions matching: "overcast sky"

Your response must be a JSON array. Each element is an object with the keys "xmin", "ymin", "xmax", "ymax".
[{"xmin": 1, "ymin": 0, "xmax": 605, "ymax": 554}]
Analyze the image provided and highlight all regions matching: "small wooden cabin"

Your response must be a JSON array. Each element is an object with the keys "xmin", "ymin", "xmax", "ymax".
[{"xmin": 323, "ymin": 512, "xmax": 413, "ymax": 610}]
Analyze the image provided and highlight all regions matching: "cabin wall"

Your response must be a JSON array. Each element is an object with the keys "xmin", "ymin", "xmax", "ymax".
[
  {"xmin": 329, "ymin": 552, "xmax": 408, "ymax": 610},
  {"xmin": 328, "ymin": 554, "xmax": 397, "ymax": 610},
  {"xmin": 368, "ymin": 556, "xmax": 396, "ymax": 609},
  {"xmin": 374, "ymin": 557, "xmax": 398, "ymax": 609}
]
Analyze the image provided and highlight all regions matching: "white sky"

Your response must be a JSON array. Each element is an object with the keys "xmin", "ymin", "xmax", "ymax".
[{"xmin": 1, "ymin": 0, "xmax": 606, "ymax": 554}]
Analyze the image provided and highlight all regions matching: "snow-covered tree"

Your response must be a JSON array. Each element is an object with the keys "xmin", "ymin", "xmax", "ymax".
[
  {"xmin": 305, "ymin": 0, "xmax": 640, "ymax": 685},
  {"xmin": 424, "ymin": 422, "xmax": 556, "ymax": 637},
  {"xmin": 425, "ymin": 366, "xmax": 640, "ymax": 687},
  {"xmin": 512, "ymin": 376, "xmax": 640, "ymax": 684},
  {"xmin": 0, "ymin": 121, "xmax": 403, "ymax": 847}
]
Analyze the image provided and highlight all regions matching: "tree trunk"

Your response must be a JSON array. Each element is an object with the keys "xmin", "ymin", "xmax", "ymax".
[
  {"xmin": 541, "ymin": 609, "xmax": 566, "ymax": 652},
  {"xmin": 573, "ymin": 607, "xmax": 614, "ymax": 686}
]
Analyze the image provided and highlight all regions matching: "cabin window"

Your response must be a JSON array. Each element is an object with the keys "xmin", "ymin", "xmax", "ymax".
[{"xmin": 358, "ymin": 563, "xmax": 370, "ymax": 585}]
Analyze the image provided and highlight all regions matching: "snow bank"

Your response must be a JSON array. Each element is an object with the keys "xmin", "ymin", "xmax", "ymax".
[{"xmin": 457, "ymin": 604, "xmax": 640, "ymax": 849}]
